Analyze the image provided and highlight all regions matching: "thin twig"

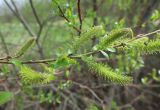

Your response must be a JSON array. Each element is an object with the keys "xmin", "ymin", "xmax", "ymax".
[
  {"xmin": 77, "ymin": 0, "xmax": 82, "ymax": 35},
  {"xmin": 0, "ymin": 31, "xmax": 9, "ymax": 55},
  {"xmin": 29, "ymin": 0, "xmax": 45, "ymax": 58},
  {"xmin": 113, "ymin": 29, "xmax": 160, "ymax": 48},
  {"xmin": 136, "ymin": 29, "xmax": 160, "ymax": 38},
  {"xmin": 29, "ymin": 0, "xmax": 42, "ymax": 27},
  {"xmin": 72, "ymin": 81, "xmax": 104, "ymax": 103},
  {"xmin": 53, "ymin": 0, "xmax": 81, "ymax": 33},
  {"xmin": 119, "ymin": 95, "xmax": 142, "ymax": 109}
]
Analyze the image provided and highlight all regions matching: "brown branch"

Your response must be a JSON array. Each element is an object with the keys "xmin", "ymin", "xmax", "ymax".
[
  {"xmin": 29, "ymin": 0, "xmax": 45, "ymax": 58},
  {"xmin": 92, "ymin": 0, "xmax": 98, "ymax": 46},
  {"xmin": 119, "ymin": 95, "xmax": 142, "ymax": 109},
  {"xmin": 92, "ymin": 0, "xmax": 98, "ymax": 26},
  {"xmin": 29, "ymin": 0, "xmax": 42, "ymax": 27},
  {"xmin": 77, "ymin": 0, "xmax": 82, "ymax": 35},
  {"xmin": 72, "ymin": 81, "xmax": 104, "ymax": 103},
  {"xmin": 113, "ymin": 29, "xmax": 160, "ymax": 48},
  {"xmin": 0, "ymin": 58, "xmax": 56, "ymax": 64},
  {"xmin": 29, "ymin": 0, "xmax": 43, "ymax": 41}
]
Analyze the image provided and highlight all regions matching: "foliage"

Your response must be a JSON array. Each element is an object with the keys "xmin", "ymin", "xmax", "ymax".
[
  {"xmin": 0, "ymin": 91, "xmax": 13, "ymax": 106},
  {"xmin": 87, "ymin": 104, "xmax": 99, "ymax": 110}
]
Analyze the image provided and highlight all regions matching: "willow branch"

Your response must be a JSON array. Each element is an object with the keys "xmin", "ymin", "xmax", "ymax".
[{"xmin": 0, "ymin": 29, "xmax": 159, "ymax": 64}]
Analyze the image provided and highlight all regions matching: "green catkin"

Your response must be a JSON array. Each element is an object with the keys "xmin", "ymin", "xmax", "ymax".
[
  {"xmin": 15, "ymin": 37, "xmax": 35, "ymax": 57},
  {"xmin": 73, "ymin": 25, "xmax": 105, "ymax": 51},
  {"xmin": 124, "ymin": 37, "xmax": 160, "ymax": 54},
  {"xmin": 82, "ymin": 57, "xmax": 133, "ymax": 84},
  {"xmin": 19, "ymin": 65, "xmax": 55, "ymax": 84},
  {"xmin": 118, "ymin": 37, "xmax": 148, "ymax": 52},
  {"xmin": 133, "ymin": 39, "xmax": 160, "ymax": 54},
  {"xmin": 95, "ymin": 28, "xmax": 133, "ymax": 50}
]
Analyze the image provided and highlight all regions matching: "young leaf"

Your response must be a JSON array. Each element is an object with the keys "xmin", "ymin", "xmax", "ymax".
[
  {"xmin": 0, "ymin": 91, "xmax": 13, "ymax": 105},
  {"xmin": 40, "ymin": 63, "xmax": 55, "ymax": 74},
  {"xmin": 14, "ymin": 37, "xmax": 35, "ymax": 58},
  {"xmin": 10, "ymin": 59, "xmax": 22, "ymax": 67},
  {"xmin": 100, "ymin": 50, "xmax": 109, "ymax": 59},
  {"xmin": 50, "ymin": 56, "xmax": 77, "ymax": 69}
]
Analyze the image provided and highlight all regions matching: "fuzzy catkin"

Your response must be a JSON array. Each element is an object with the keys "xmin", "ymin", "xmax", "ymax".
[
  {"xmin": 95, "ymin": 28, "xmax": 133, "ymax": 50},
  {"xmin": 82, "ymin": 57, "xmax": 133, "ymax": 84}
]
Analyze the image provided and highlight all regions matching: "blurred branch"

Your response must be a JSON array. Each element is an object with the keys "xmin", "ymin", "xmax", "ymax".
[
  {"xmin": 137, "ymin": 29, "xmax": 160, "ymax": 37},
  {"xmin": 135, "ymin": 0, "xmax": 159, "ymax": 32},
  {"xmin": 92, "ymin": 0, "xmax": 98, "ymax": 45},
  {"xmin": 29, "ymin": 0, "xmax": 42, "ymax": 27},
  {"xmin": 0, "ymin": 31, "xmax": 9, "ymax": 55},
  {"xmin": 77, "ymin": 0, "xmax": 82, "ymax": 35},
  {"xmin": 72, "ymin": 81, "xmax": 104, "ymax": 104},
  {"xmin": 4, "ymin": 0, "xmax": 44, "ymax": 58},
  {"xmin": 4, "ymin": 0, "xmax": 35, "ymax": 36},
  {"xmin": 29, "ymin": 0, "xmax": 43, "ymax": 42},
  {"xmin": 119, "ymin": 95, "xmax": 142, "ymax": 109},
  {"xmin": 29, "ymin": 0, "xmax": 45, "ymax": 58},
  {"xmin": 92, "ymin": 0, "xmax": 98, "ymax": 26}
]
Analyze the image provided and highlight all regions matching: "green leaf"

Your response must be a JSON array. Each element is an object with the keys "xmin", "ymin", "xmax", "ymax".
[
  {"xmin": 10, "ymin": 59, "xmax": 22, "ymax": 67},
  {"xmin": 51, "ymin": 56, "xmax": 77, "ymax": 69},
  {"xmin": 150, "ymin": 10, "xmax": 160, "ymax": 21},
  {"xmin": 141, "ymin": 77, "xmax": 149, "ymax": 84},
  {"xmin": 65, "ymin": 70, "xmax": 70, "ymax": 78},
  {"xmin": 87, "ymin": 104, "xmax": 99, "ymax": 110},
  {"xmin": 40, "ymin": 64, "xmax": 55, "ymax": 74},
  {"xmin": 100, "ymin": 50, "xmax": 109, "ymax": 59},
  {"xmin": 1, "ymin": 65, "xmax": 9, "ymax": 74},
  {"xmin": 0, "ymin": 91, "xmax": 13, "ymax": 105},
  {"xmin": 107, "ymin": 47, "xmax": 116, "ymax": 52}
]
